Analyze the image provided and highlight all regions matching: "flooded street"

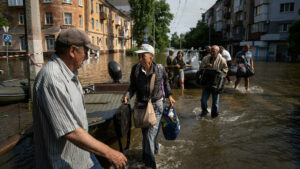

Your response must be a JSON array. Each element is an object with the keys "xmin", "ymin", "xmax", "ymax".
[{"xmin": 0, "ymin": 53, "xmax": 300, "ymax": 168}]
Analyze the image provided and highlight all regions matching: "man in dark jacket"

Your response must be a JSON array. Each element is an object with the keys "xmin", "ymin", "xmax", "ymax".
[{"xmin": 121, "ymin": 44, "xmax": 175, "ymax": 168}]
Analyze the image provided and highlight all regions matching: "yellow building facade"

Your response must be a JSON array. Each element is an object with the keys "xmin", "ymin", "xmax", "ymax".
[{"xmin": 0, "ymin": 0, "xmax": 132, "ymax": 55}]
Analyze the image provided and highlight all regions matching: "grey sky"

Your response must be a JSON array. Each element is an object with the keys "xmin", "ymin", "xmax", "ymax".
[{"xmin": 166, "ymin": 0, "xmax": 216, "ymax": 35}]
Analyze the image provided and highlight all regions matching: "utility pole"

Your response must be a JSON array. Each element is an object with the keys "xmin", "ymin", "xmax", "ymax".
[
  {"xmin": 25, "ymin": 0, "xmax": 44, "ymax": 102},
  {"xmin": 153, "ymin": 17, "xmax": 155, "ymax": 50}
]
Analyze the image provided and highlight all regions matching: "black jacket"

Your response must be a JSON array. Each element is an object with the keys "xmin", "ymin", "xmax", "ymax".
[{"xmin": 125, "ymin": 62, "xmax": 172, "ymax": 103}]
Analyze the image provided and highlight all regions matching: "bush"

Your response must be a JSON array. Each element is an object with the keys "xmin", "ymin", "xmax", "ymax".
[{"xmin": 126, "ymin": 47, "xmax": 138, "ymax": 56}]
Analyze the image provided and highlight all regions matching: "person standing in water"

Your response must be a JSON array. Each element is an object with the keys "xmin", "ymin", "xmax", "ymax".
[
  {"xmin": 172, "ymin": 50, "xmax": 192, "ymax": 91},
  {"xmin": 234, "ymin": 44, "xmax": 255, "ymax": 91}
]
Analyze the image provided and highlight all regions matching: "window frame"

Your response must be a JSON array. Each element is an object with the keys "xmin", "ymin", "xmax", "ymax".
[
  {"xmin": 63, "ymin": 12, "xmax": 73, "ymax": 25},
  {"xmin": 45, "ymin": 35, "xmax": 55, "ymax": 51},
  {"xmin": 79, "ymin": 15, "xmax": 83, "ymax": 27},
  {"xmin": 63, "ymin": 0, "xmax": 72, "ymax": 4},
  {"xmin": 19, "ymin": 35, "xmax": 26, "ymax": 51},
  {"xmin": 78, "ymin": 0, "xmax": 82, "ymax": 6},
  {"xmin": 43, "ymin": 0, "xmax": 52, "ymax": 3},
  {"xmin": 45, "ymin": 12, "xmax": 53, "ymax": 25},
  {"xmin": 19, "ymin": 12, "xmax": 25, "ymax": 25}
]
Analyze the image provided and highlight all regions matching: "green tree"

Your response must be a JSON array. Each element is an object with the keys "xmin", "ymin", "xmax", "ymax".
[
  {"xmin": 183, "ymin": 20, "xmax": 221, "ymax": 49},
  {"xmin": 150, "ymin": 0, "xmax": 173, "ymax": 51},
  {"xmin": 288, "ymin": 18, "xmax": 300, "ymax": 61},
  {"xmin": 129, "ymin": 0, "xmax": 173, "ymax": 51},
  {"xmin": 170, "ymin": 32, "xmax": 180, "ymax": 48},
  {"xmin": 129, "ymin": 0, "xmax": 155, "ymax": 47},
  {"xmin": 0, "ymin": 5, "xmax": 8, "ymax": 26}
]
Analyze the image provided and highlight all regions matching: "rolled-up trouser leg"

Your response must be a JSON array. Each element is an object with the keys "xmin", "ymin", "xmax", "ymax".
[{"xmin": 141, "ymin": 100, "xmax": 163, "ymax": 168}]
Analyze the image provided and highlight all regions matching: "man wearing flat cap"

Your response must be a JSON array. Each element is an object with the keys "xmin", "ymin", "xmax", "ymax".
[{"xmin": 33, "ymin": 28, "xmax": 127, "ymax": 169}]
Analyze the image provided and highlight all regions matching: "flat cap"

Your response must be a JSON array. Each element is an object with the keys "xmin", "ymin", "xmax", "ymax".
[{"xmin": 56, "ymin": 28, "xmax": 100, "ymax": 51}]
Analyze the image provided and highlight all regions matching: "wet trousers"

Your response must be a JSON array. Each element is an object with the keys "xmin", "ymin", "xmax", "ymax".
[
  {"xmin": 201, "ymin": 87, "xmax": 220, "ymax": 117},
  {"xmin": 142, "ymin": 100, "xmax": 163, "ymax": 169}
]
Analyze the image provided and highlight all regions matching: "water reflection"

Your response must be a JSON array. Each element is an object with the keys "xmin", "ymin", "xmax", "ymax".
[
  {"xmin": 0, "ymin": 58, "xmax": 28, "ymax": 82},
  {"xmin": 79, "ymin": 53, "xmax": 137, "ymax": 84}
]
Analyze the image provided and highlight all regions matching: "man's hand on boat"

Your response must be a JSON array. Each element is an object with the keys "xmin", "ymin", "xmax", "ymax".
[{"xmin": 121, "ymin": 96, "xmax": 128, "ymax": 104}]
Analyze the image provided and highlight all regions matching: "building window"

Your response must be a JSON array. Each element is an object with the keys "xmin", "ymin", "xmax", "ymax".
[
  {"xmin": 64, "ymin": 13, "xmax": 72, "ymax": 25},
  {"xmin": 92, "ymin": 18, "xmax": 95, "ymax": 29},
  {"xmin": 8, "ymin": 0, "xmax": 23, "ymax": 6},
  {"xmin": 43, "ymin": 0, "xmax": 52, "ymax": 2},
  {"xmin": 280, "ymin": 3, "xmax": 294, "ymax": 12},
  {"xmin": 79, "ymin": 15, "xmax": 83, "ymax": 27},
  {"xmin": 100, "ymin": 20, "xmax": 103, "ymax": 32},
  {"xmin": 96, "ymin": 20, "xmax": 99, "ymax": 30},
  {"xmin": 45, "ymin": 35, "xmax": 55, "ymax": 50},
  {"xmin": 19, "ymin": 12, "xmax": 24, "ymax": 25},
  {"xmin": 63, "ymin": 0, "xmax": 72, "ymax": 3},
  {"xmin": 279, "ymin": 24, "xmax": 291, "ymax": 32},
  {"xmin": 45, "ymin": 12, "xmax": 53, "ymax": 25},
  {"xmin": 91, "ymin": 0, "xmax": 94, "ymax": 13},
  {"xmin": 96, "ymin": 3, "xmax": 99, "ymax": 13},
  {"xmin": 78, "ymin": 0, "xmax": 82, "ymax": 6},
  {"xmin": 20, "ymin": 36, "xmax": 26, "ymax": 50},
  {"xmin": 97, "ymin": 37, "xmax": 100, "ymax": 45}
]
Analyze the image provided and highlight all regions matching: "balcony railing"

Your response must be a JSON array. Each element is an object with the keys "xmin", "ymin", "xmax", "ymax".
[
  {"xmin": 100, "ymin": 12, "xmax": 107, "ymax": 20},
  {"xmin": 255, "ymin": 0, "xmax": 269, "ymax": 6}
]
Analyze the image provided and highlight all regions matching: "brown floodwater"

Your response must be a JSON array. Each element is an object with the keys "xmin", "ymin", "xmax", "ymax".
[{"xmin": 0, "ymin": 53, "xmax": 300, "ymax": 169}]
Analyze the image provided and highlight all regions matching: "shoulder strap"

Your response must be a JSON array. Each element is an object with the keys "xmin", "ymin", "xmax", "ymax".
[
  {"xmin": 134, "ymin": 63, "xmax": 141, "ymax": 80},
  {"xmin": 149, "ymin": 73, "xmax": 156, "ymax": 96}
]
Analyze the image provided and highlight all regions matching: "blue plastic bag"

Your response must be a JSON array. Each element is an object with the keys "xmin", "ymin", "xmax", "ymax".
[{"xmin": 161, "ymin": 105, "xmax": 180, "ymax": 140}]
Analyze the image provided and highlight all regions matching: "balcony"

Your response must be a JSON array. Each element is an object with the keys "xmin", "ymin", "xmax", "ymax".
[
  {"xmin": 254, "ymin": 14, "xmax": 268, "ymax": 23},
  {"xmin": 261, "ymin": 34, "xmax": 280, "ymax": 41},
  {"xmin": 255, "ymin": 0, "xmax": 268, "ymax": 6},
  {"xmin": 100, "ymin": 12, "xmax": 107, "ymax": 20}
]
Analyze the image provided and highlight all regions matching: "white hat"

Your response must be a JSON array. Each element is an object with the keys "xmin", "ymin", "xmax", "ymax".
[{"xmin": 135, "ymin": 44, "xmax": 155, "ymax": 55}]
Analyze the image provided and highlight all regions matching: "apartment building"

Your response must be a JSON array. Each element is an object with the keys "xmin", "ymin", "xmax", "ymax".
[
  {"xmin": 0, "ymin": 0, "xmax": 132, "ymax": 56},
  {"xmin": 203, "ymin": 0, "xmax": 300, "ymax": 61}
]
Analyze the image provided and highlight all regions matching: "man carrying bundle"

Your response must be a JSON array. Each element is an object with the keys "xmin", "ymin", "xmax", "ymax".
[{"xmin": 199, "ymin": 45, "xmax": 228, "ymax": 118}]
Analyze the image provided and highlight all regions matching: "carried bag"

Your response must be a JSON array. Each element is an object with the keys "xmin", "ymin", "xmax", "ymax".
[
  {"xmin": 236, "ymin": 63, "xmax": 247, "ymax": 77},
  {"xmin": 244, "ymin": 59, "xmax": 255, "ymax": 77},
  {"xmin": 196, "ymin": 68, "xmax": 226, "ymax": 93},
  {"xmin": 227, "ymin": 64, "xmax": 238, "ymax": 76},
  {"xmin": 133, "ymin": 74, "xmax": 157, "ymax": 128},
  {"xmin": 161, "ymin": 105, "xmax": 180, "ymax": 140}
]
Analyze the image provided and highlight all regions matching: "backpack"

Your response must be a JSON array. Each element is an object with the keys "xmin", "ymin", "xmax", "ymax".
[{"xmin": 134, "ymin": 63, "xmax": 165, "ymax": 96}]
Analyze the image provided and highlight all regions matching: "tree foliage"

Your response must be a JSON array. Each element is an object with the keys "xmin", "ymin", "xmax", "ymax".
[
  {"xmin": 182, "ymin": 20, "xmax": 221, "ymax": 50},
  {"xmin": 0, "ymin": 5, "xmax": 8, "ymax": 26},
  {"xmin": 129, "ymin": 0, "xmax": 173, "ymax": 51},
  {"xmin": 170, "ymin": 32, "xmax": 180, "ymax": 49},
  {"xmin": 151, "ymin": 0, "xmax": 173, "ymax": 51},
  {"xmin": 288, "ymin": 19, "xmax": 300, "ymax": 61}
]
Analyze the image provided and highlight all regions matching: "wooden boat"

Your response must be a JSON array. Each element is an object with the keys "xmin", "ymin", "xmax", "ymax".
[{"xmin": 0, "ymin": 79, "xmax": 28, "ymax": 105}]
